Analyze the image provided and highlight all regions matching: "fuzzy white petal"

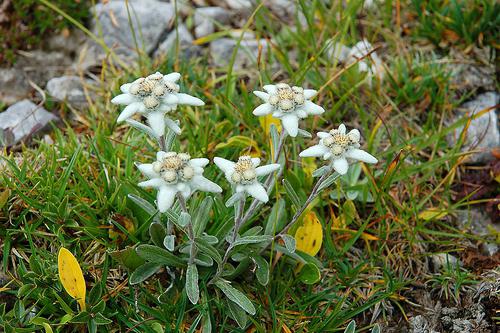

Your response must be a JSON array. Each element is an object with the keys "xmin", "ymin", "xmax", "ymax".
[
  {"xmin": 163, "ymin": 72, "xmax": 181, "ymax": 82},
  {"xmin": 165, "ymin": 117, "xmax": 181, "ymax": 135},
  {"xmin": 253, "ymin": 91, "xmax": 269, "ymax": 102},
  {"xmin": 255, "ymin": 164, "xmax": 280, "ymax": 176},
  {"xmin": 147, "ymin": 111, "xmax": 166, "ymax": 137},
  {"xmin": 253, "ymin": 103, "xmax": 273, "ymax": 116},
  {"xmin": 273, "ymin": 111, "xmax": 284, "ymax": 118},
  {"xmin": 157, "ymin": 151, "xmax": 167, "ymax": 160},
  {"xmin": 300, "ymin": 144, "xmax": 329, "ymax": 158},
  {"xmin": 214, "ymin": 157, "xmax": 235, "ymax": 174},
  {"xmin": 338, "ymin": 124, "xmax": 346, "ymax": 134},
  {"xmin": 251, "ymin": 158, "xmax": 261, "ymax": 167},
  {"xmin": 245, "ymin": 183, "xmax": 269, "ymax": 202},
  {"xmin": 164, "ymin": 94, "xmax": 179, "ymax": 105},
  {"xmin": 303, "ymin": 89, "xmax": 317, "ymax": 99},
  {"xmin": 157, "ymin": 185, "xmax": 177, "ymax": 212},
  {"xmin": 176, "ymin": 93, "xmax": 204, "ymax": 106},
  {"xmin": 303, "ymin": 100, "xmax": 325, "ymax": 115},
  {"xmin": 138, "ymin": 178, "xmax": 165, "ymax": 189},
  {"xmin": 192, "ymin": 175, "xmax": 222, "ymax": 193},
  {"xmin": 332, "ymin": 158, "xmax": 349, "ymax": 175},
  {"xmin": 263, "ymin": 85, "xmax": 277, "ymax": 94},
  {"xmin": 323, "ymin": 152, "xmax": 333, "ymax": 160},
  {"xmin": 120, "ymin": 83, "xmax": 132, "ymax": 93},
  {"xmin": 281, "ymin": 114, "xmax": 299, "ymax": 137},
  {"xmin": 345, "ymin": 149, "xmax": 378, "ymax": 164},
  {"xmin": 137, "ymin": 164, "xmax": 158, "ymax": 179},
  {"xmin": 112, "ymin": 94, "xmax": 136, "ymax": 105},
  {"xmin": 317, "ymin": 132, "xmax": 331, "ymax": 139},
  {"xmin": 297, "ymin": 110, "xmax": 308, "ymax": 118},
  {"xmin": 190, "ymin": 158, "xmax": 209, "ymax": 168},
  {"xmin": 117, "ymin": 102, "xmax": 142, "ymax": 122}
]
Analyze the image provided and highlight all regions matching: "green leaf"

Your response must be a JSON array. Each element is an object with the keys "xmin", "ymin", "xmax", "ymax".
[
  {"xmin": 129, "ymin": 262, "xmax": 161, "ymax": 285},
  {"xmin": 264, "ymin": 198, "xmax": 286, "ymax": 235},
  {"xmin": 94, "ymin": 313, "xmax": 113, "ymax": 325},
  {"xmin": 194, "ymin": 252, "xmax": 214, "ymax": 267},
  {"xmin": 344, "ymin": 320, "xmax": 356, "ymax": 333},
  {"xmin": 298, "ymin": 262, "xmax": 321, "ymax": 285},
  {"xmin": 179, "ymin": 211, "xmax": 191, "ymax": 228},
  {"xmin": 251, "ymin": 255, "xmax": 269, "ymax": 286},
  {"xmin": 192, "ymin": 196, "xmax": 213, "ymax": 236},
  {"xmin": 149, "ymin": 222, "xmax": 166, "ymax": 247},
  {"xmin": 283, "ymin": 179, "xmax": 302, "ymax": 209},
  {"xmin": 127, "ymin": 194, "xmax": 157, "ymax": 216},
  {"xmin": 318, "ymin": 172, "xmax": 341, "ymax": 192},
  {"xmin": 281, "ymin": 234, "xmax": 296, "ymax": 253},
  {"xmin": 215, "ymin": 280, "xmax": 255, "ymax": 315},
  {"xmin": 163, "ymin": 235, "xmax": 175, "ymax": 251},
  {"xmin": 195, "ymin": 238, "xmax": 222, "ymax": 264},
  {"xmin": 110, "ymin": 247, "xmax": 146, "ymax": 271},
  {"xmin": 186, "ymin": 264, "xmax": 199, "ymax": 305},
  {"xmin": 233, "ymin": 235, "xmax": 273, "ymax": 246},
  {"xmin": 136, "ymin": 245, "xmax": 185, "ymax": 268},
  {"xmin": 371, "ymin": 323, "xmax": 381, "ymax": 333},
  {"xmin": 227, "ymin": 299, "xmax": 248, "ymax": 329}
]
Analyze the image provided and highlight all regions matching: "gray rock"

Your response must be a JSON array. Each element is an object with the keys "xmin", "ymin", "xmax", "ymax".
[
  {"xmin": 455, "ymin": 209, "xmax": 499, "ymax": 256},
  {"xmin": 0, "ymin": 68, "xmax": 31, "ymax": 105},
  {"xmin": 46, "ymin": 76, "xmax": 94, "ymax": 108},
  {"xmin": 449, "ymin": 47, "xmax": 496, "ymax": 92},
  {"xmin": 430, "ymin": 253, "xmax": 461, "ymax": 271},
  {"xmin": 91, "ymin": 0, "xmax": 174, "ymax": 58},
  {"xmin": 408, "ymin": 315, "xmax": 439, "ymax": 333},
  {"xmin": 155, "ymin": 24, "xmax": 200, "ymax": 58},
  {"xmin": 210, "ymin": 38, "xmax": 268, "ymax": 69},
  {"xmin": 0, "ymin": 100, "xmax": 58, "ymax": 146},
  {"xmin": 448, "ymin": 92, "xmax": 499, "ymax": 163},
  {"xmin": 194, "ymin": 6, "xmax": 231, "ymax": 38}
]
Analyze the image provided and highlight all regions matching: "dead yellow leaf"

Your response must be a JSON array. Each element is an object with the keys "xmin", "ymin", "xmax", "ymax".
[
  {"xmin": 418, "ymin": 209, "xmax": 448, "ymax": 221},
  {"xmin": 295, "ymin": 211, "xmax": 323, "ymax": 256},
  {"xmin": 58, "ymin": 247, "xmax": 86, "ymax": 312}
]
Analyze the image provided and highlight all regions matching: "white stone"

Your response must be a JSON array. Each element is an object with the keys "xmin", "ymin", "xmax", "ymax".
[
  {"xmin": 0, "ymin": 100, "xmax": 58, "ymax": 146},
  {"xmin": 194, "ymin": 7, "xmax": 231, "ymax": 38},
  {"xmin": 46, "ymin": 76, "xmax": 94, "ymax": 108},
  {"xmin": 91, "ymin": 0, "xmax": 175, "ymax": 57},
  {"xmin": 155, "ymin": 24, "xmax": 197, "ymax": 58},
  {"xmin": 448, "ymin": 92, "xmax": 499, "ymax": 163},
  {"xmin": 210, "ymin": 38, "xmax": 268, "ymax": 69}
]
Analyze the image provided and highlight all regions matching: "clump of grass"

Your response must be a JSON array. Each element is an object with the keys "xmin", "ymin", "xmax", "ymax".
[
  {"xmin": 0, "ymin": 0, "xmax": 90, "ymax": 64},
  {"xmin": 1, "ymin": 0, "xmax": 498, "ymax": 332},
  {"xmin": 410, "ymin": 0, "xmax": 500, "ymax": 48}
]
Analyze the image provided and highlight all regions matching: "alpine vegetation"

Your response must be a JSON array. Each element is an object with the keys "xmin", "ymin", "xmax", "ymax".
[{"xmin": 112, "ymin": 73, "xmax": 379, "ymax": 329}]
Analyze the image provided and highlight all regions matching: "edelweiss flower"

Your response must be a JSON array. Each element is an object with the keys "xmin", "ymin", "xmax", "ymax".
[
  {"xmin": 299, "ymin": 124, "xmax": 377, "ymax": 175},
  {"xmin": 111, "ymin": 72, "xmax": 204, "ymax": 136},
  {"xmin": 214, "ymin": 155, "xmax": 280, "ymax": 202},
  {"xmin": 253, "ymin": 83, "xmax": 324, "ymax": 137},
  {"xmin": 138, "ymin": 151, "xmax": 222, "ymax": 212}
]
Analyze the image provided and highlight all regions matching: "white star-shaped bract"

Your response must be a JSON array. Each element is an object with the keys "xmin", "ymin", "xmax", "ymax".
[
  {"xmin": 111, "ymin": 72, "xmax": 204, "ymax": 137},
  {"xmin": 214, "ymin": 155, "xmax": 280, "ymax": 202},
  {"xmin": 138, "ymin": 151, "xmax": 222, "ymax": 212},
  {"xmin": 299, "ymin": 124, "xmax": 378, "ymax": 175},
  {"xmin": 252, "ymin": 83, "xmax": 325, "ymax": 137}
]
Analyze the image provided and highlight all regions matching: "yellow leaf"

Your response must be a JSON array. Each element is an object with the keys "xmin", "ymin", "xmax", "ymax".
[
  {"xmin": 58, "ymin": 247, "xmax": 86, "ymax": 312},
  {"xmin": 259, "ymin": 113, "xmax": 281, "ymax": 137},
  {"xmin": 214, "ymin": 136, "xmax": 261, "ymax": 157},
  {"xmin": 295, "ymin": 211, "xmax": 323, "ymax": 256},
  {"xmin": 418, "ymin": 209, "xmax": 448, "ymax": 221}
]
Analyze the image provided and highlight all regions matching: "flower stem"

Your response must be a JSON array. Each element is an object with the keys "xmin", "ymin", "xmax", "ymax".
[
  {"xmin": 239, "ymin": 129, "xmax": 287, "ymax": 225},
  {"xmin": 158, "ymin": 135, "xmax": 167, "ymax": 151},
  {"xmin": 176, "ymin": 193, "xmax": 197, "ymax": 265},
  {"xmin": 279, "ymin": 169, "xmax": 332, "ymax": 236},
  {"xmin": 209, "ymin": 197, "xmax": 245, "ymax": 284}
]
